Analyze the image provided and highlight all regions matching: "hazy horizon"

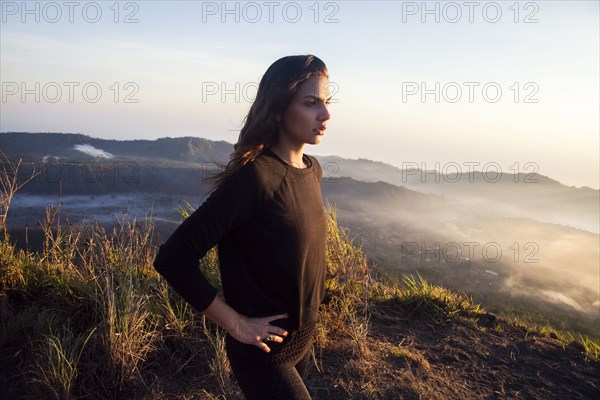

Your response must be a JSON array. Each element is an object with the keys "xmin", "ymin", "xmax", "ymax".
[{"xmin": 3, "ymin": 130, "xmax": 599, "ymax": 191}]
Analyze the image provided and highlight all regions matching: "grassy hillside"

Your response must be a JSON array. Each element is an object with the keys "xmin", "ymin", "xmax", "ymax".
[{"xmin": 1, "ymin": 157, "xmax": 599, "ymax": 399}]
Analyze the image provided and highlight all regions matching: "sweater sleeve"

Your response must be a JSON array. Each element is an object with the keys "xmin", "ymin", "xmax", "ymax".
[{"xmin": 153, "ymin": 162, "xmax": 266, "ymax": 312}]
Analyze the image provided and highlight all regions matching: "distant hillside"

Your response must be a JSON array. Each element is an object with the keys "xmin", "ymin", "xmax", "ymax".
[
  {"xmin": 316, "ymin": 153, "xmax": 598, "ymax": 209},
  {"xmin": 6, "ymin": 160, "xmax": 212, "ymax": 195},
  {"xmin": 315, "ymin": 154, "xmax": 599, "ymax": 233},
  {"xmin": 317, "ymin": 154, "xmax": 567, "ymax": 186},
  {"xmin": 2, "ymin": 131, "xmax": 598, "ymax": 233},
  {"xmin": 0, "ymin": 131, "xmax": 594, "ymax": 190},
  {"xmin": 0, "ymin": 132, "xmax": 233, "ymax": 163},
  {"xmin": 321, "ymin": 176, "xmax": 443, "ymax": 214}
]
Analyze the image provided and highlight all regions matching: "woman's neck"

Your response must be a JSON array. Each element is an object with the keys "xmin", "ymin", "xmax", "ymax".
[{"xmin": 269, "ymin": 143, "xmax": 307, "ymax": 169}]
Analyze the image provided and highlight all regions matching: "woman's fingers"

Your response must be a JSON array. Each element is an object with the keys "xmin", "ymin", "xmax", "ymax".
[
  {"xmin": 269, "ymin": 326, "xmax": 289, "ymax": 337},
  {"xmin": 267, "ymin": 313, "xmax": 289, "ymax": 322},
  {"xmin": 258, "ymin": 341, "xmax": 271, "ymax": 353},
  {"xmin": 254, "ymin": 334, "xmax": 274, "ymax": 352},
  {"xmin": 255, "ymin": 333, "xmax": 286, "ymax": 352},
  {"xmin": 265, "ymin": 313, "xmax": 290, "ymax": 337}
]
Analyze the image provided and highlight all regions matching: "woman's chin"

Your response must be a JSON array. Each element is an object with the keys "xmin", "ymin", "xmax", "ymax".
[{"xmin": 309, "ymin": 135, "xmax": 323, "ymax": 145}]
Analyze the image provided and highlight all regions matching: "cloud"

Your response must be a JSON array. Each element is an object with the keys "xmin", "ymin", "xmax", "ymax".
[{"xmin": 74, "ymin": 144, "xmax": 113, "ymax": 159}]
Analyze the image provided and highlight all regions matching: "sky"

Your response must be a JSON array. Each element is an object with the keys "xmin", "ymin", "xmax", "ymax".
[{"xmin": 1, "ymin": 0, "xmax": 599, "ymax": 189}]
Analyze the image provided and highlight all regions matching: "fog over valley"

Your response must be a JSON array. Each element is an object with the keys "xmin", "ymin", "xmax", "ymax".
[{"xmin": 3, "ymin": 132, "xmax": 599, "ymax": 337}]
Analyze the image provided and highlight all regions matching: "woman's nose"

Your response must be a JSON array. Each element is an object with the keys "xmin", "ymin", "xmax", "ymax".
[{"xmin": 319, "ymin": 104, "xmax": 331, "ymax": 121}]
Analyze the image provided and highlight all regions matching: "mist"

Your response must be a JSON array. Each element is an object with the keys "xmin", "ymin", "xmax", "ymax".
[
  {"xmin": 3, "ymin": 132, "xmax": 598, "ymax": 334},
  {"xmin": 324, "ymin": 187, "xmax": 600, "ymax": 320}
]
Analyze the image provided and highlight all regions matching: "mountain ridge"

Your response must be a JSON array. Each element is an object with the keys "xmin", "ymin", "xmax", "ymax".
[{"xmin": 2, "ymin": 131, "xmax": 596, "ymax": 191}]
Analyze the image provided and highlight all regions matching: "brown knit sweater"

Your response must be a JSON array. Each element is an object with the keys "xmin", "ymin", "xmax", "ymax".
[{"xmin": 153, "ymin": 147, "xmax": 328, "ymax": 335}]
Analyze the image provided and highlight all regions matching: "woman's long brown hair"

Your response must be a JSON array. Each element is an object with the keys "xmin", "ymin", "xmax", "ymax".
[{"xmin": 202, "ymin": 54, "xmax": 329, "ymax": 195}]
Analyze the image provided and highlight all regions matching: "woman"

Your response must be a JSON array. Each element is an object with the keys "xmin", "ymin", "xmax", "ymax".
[{"xmin": 153, "ymin": 54, "xmax": 332, "ymax": 399}]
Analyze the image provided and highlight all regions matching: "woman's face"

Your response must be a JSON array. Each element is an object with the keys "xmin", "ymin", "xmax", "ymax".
[{"xmin": 278, "ymin": 74, "xmax": 332, "ymax": 148}]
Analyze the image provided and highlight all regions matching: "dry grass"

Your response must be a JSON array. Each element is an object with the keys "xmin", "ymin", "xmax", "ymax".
[
  {"xmin": 29, "ymin": 325, "xmax": 96, "ymax": 400},
  {"xmin": 1, "ymin": 156, "xmax": 598, "ymax": 399}
]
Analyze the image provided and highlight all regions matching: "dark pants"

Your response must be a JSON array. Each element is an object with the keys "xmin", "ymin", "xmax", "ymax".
[{"xmin": 228, "ymin": 342, "xmax": 313, "ymax": 400}]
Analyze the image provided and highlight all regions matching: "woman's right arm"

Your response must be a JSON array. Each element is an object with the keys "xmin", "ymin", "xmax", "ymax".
[
  {"xmin": 153, "ymin": 163, "xmax": 288, "ymax": 351},
  {"xmin": 153, "ymin": 164, "xmax": 264, "ymax": 314}
]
